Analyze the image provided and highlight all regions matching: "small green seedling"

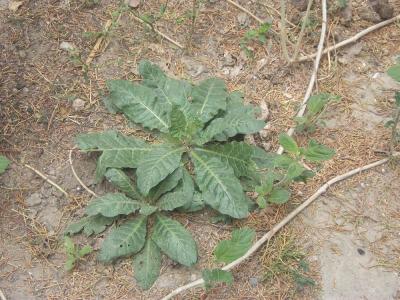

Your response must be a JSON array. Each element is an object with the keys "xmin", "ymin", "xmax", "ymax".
[
  {"xmin": 64, "ymin": 236, "xmax": 93, "ymax": 271},
  {"xmin": 240, "ymin": 23, "xmax": 271, "ymax": 57},
  {"xmin": 254, "ymin": 133, "xmax": 335, "ymax": 208},
  {"xmin": 386, "ymin": 63, "xmax": 400, "ymax": 155},
  {"xmin": 295, "ymin": 93, "xmax": 341, "ymax": 134}
]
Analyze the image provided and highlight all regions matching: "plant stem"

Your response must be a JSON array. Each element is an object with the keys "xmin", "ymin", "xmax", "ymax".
[
  {"xmin": 187, "ymin": 0, "xmax": 198, "ymax": 50},
  {"xmin": 390, "ymin": 108, "xmax": 400, "ymax": 155}
]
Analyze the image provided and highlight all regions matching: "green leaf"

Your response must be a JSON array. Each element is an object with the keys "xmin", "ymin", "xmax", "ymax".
[
  {"xmin": 169, "ymin": 106, "xmax": 202, "ymax": 141},
  {"xmin": 268, "ymin": 188, "xmax": 291, "ymax": 204},
  {"xmin": 157, "ymin": 169, "xmax": 194, "ymax": 211},
  {"xmin": 0, "ymin": 155, "xmax": 10, "ymax": 174},
  {"xmin": 104, "ymin": 168, "xmax": 142, "ymax": 200},
  {"xmin": 65, "ymin": 215, "xmax": 114, "ymax": 236},
  {"xmin": 136, "ymin": 144, "xmax": 184, "ymax": 195},
  {"xmin": 303, "ymin": 140, "xmax": 335, "ymax": 162},
  {"xmin": 179, "ymin": 192, "xmax": 205, "ymax": 212},
  {"xmin": 256, "ymin": 196, "xmax": 267, "ymax": 208},
  {"xmin": 65, "ymin": 257, "xmax": 76, "ymax": 271},
  {"xmin": 286, "ymin": 162, "xmax": 306, "ymax": 181},
  {"xmin": 78, "ymin": 245, "xmax": 93, "ymax": 257},
  {"xmin": 133, "ymin": 239, "xmax": 162, "ymax": 290},
  {"xmin": 191, "ymin": 151, "xmax": 249, "ymax": 219},
  {"xmin": 151, "ymin": 214, "xmax": 197, "ymax": 266},
  {"xmin": 251, "ymin": 146, "xmax": 295, "ymax": 170},
  {"xmin": 194, "ymin": 142, "xmax": 254, "ymax": 178},
  {"xmin": 98, "ymin": 216, "xmax": 147, "ymax": 262},
  {"xmin": 75, "ymin": 131, "xmax": 150, "ymax": 181},
  {"xmin": 139, "ymin": 60, "xmax": 166, "ymax": 87},
  {"xmin": 202, "ymin": 269, "xmax": 233, "ymax": 289},
  {"xmin": 214, "ymin": 227, "xmax": 255, "ymax": 263},
  {"xmin": 279, "ymin": 133, "xmax": 299, "ymax": 155},
  {"xmin": 86, "ymin": 193, "xmax": 141, "ymax": 217},
  {"xmin": 106, "ymin": 80, "xmax": 170, "ymax": 132},
  {"xmin": 64, "ymin": 236, "xmax": 75, "ymax": 255},
  {"xmin": 255, "ymin": 172, "xmax": 274, "ymax": 195},
  {"xmin": 139, "ymin": 204, "xmax": 158, "ymax": 216},
  {"xmin": 307, "ymin": 93, "xmax": 340, "ymax": 116},
  {"xmin": 388, "ymin": 64, "xmax": 400, "ymax": 82},
  {"xmin": 149, "ymin": 167, "xmax": 183, "ymax": 199},
  {"xmin": 190, "ymin": 78, "xmax": 227, "ymax": 123}
]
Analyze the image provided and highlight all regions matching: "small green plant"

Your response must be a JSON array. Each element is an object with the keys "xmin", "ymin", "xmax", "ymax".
[
  {"xmin": 386, "ymin": 63, "xmax": 400, "ymax": 154},
  {"xmin": 254, "ymin": 133, "xmax": 334, "ymax": 208},
  {"xmin": 240, "ymin": 23, "xmax": 271, "ymax": 57},
  {"xmin": 295, "ymin": 93, "xmax": 341, "ymax": 133},
  {"xmin": 67, "ymin": 60, "xmax": 334, "ymax": 289},
  {"xmin": 0, "ymin": 155, "xmax": 10, "ymax": 174},
  {"xmin": 64, "ymin": 236, "xmax": 93, "ymax": 271}
]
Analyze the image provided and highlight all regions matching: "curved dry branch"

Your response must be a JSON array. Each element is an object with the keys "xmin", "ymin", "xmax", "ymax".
[{"xmin": 69, "ymin": 149, "xmax": 98, "ymax": 197}]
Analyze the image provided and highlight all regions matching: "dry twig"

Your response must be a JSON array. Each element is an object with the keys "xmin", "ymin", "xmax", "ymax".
[
  {"xmin": 69, "ymin": 149, "xmax": 98, "ymax": 197},
  {"xmin": 297, "ymin": 14, "xmax": 400, "ymax": 62},
  {"xmin": 161, "ymin": 153, "xmax": 398, "ymax": 300},
  {"xmin": 0, "ymin": 289, "xmax": 7, "ymax": 300},
  {"xmin": 24, "ymin": 164, "xmax": 69, "ymax": 197},
  {"xmin": 277, "ymin": 0, "xmax": 327, "ymax": 154},
  {"xmin": 132, "ymin": 15, "xmax": 183, "ymax": 49}
]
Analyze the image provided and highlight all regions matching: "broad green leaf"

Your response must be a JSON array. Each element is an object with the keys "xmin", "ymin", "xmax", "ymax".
[
  {"xmin": 268, "ymin": 188, "xmax": 291, "ymax": 204},
  {"xmin": 151, "ymin": 214, "xmax": 197, "ymax": 266},
  {"xmin": 149, "ymin": 167, "xmax": 183, "ymax": 199},
  {"xmin": 214, "ymin": 227, "xmax": 255, "ymax": 263},
  {"xmin": 303, "ymin": 140, "xmax": 335, "ymax": 162},
  {"xmin": 388, "ymin": 64, "xmax": 400, "ymax": 82},
  {"xmin": 179, "ymin": 192, "xmax": 205, "ymax": 212},
  {"xmin": 200, "ymin": 105, "xmax": 265, "ymax": 143},
  {"xmin": 106, "ymin": 80, "xmax": 170, "ymax": 132},
  {"xmin": 75, "ymin": 131, "xmax": 150, "ymax": 181},
  {"xmin": 139, "ymin": 60, "xmax": 166, "ymax": 86},
  {"xmin": 0, "ymin": 155, "xmax": 10, "ymax": 174},
  {"xmin": 65, "ymin": 257, "xmax": 75, "ymax": 271},
  {"xmin": 255, "ymin": 172, "xmax": 274, "ymax": 195},
  {"xmin": 98, "ymin": 216, "xmax": 147, "ymax": 262},
  {"xmin": 294, "ymin": 169, "xmax": 315, "ymax": 183},
  {"xmin": 190, "ymin": 78, "xmax": 227, "ymax": 123},
  {"xmin": 169, "ymin": 106, "xmax": 202, "ymax": 141},
  {"xmin": 194, "ymin": 142, "xmax": 254, "ymax": 177},
  {"xmin": 256, "ymin": 195, "xmax": 267, "ymax": 208},
  {"xmin": 78, "ymin": 245, "xmax": 93, "ymax": 257},
  {"xmin": 133, "ymin": 239, "xmax": 162, "ymax": 290},
  {"xmin": 86, "ymin": 193, "xmax": 141, "ymax": 217},
  {"xmin": 65, "ymin": 215, "xmax": 114, "ymax": 236},
  {"xmin": 136, "ymin": 144, "xmax": 184, "ymax": 195},
  {"xmin": 191, "ymin": 151, "xmax": 249, "ymax": 219},
  {"xmin": 286, "ymin": 162, "xmax": 306, "ymax": 181},
  {"xmin": 139, "ymin": 204, "xmax": 158, "ymax": 216},
  {"xmin": 104, "ymin": 168, "xmax": 142, "ymax": 200},
  {"xmin": 202, "ymin": 269, "xmax": 233, "ymax": 288},
  {"xmin": 279, "ymin": 133, "xmax": 299, "ymax": 155}
]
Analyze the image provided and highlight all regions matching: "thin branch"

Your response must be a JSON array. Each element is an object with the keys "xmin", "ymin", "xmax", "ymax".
[
  {"xmin": 69, "ymin": 149, "xmax": 98, "ymax": 197},
  {"xmin": 279, "ymin": 0, "xmax": 290, "ymax": 62},
  {"xmin": 24, "ymin": 164, "xmax": 69, "ymax": 198},
  {"xmin": 161, "ymin": 153, "xmax": 398, "ymax": 300},
  {"xmin": 291, "ymin": 0, "xmax": 314, "ymax": 62},
  {"xmin": 131, "ymin": 15, "xmax": 184, "ymax": 49},
  {"xmin": 297, "ymin": 14, "xmax": 400, "ymax": 62},
  {"xmin": 0, "ymin": 289, "xmax": 7, "ymax": 300},
  {"xmin": 277, "ymin": 0, "xmax": 327, "ymax": 155}
]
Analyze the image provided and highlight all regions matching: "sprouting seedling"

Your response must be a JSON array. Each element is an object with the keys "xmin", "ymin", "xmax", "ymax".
[
  {"xmin": 0, "ymin": 155, "xmax": 10, "ymax": 175},
  {"xmin": 64, "ymin": 236, "xmax": 93, "ymax": 271},
  {"xmin": 295, "ymin": 93, "xmax": 341, "ymax": 134},
  {"xmin": 240, "ymin": 23, "xmax": 271, "ymax": 58}
]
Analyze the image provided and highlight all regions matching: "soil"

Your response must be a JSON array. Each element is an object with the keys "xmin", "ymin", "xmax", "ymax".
[{"xmin": 1, "ymin": 0, "xmax": 400, "ymax": 299}]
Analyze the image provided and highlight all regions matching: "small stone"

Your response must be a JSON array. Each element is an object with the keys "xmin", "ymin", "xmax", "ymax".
[
  {"xmin": 126, "ymin": 0, "xmax": 140, "ymax": 8},
  {"xmin": 237, "ymin": 12, "xmax": 250, "ymax": 27},
  {"xmin": 8, "ymin": 0, "xmax": 23, "ymax": 12},
  {"xmin": 60, "ymin": 41, "xmax": 75, "ymax": 52},
  {"xmin": 22, "ymin": 87, "xmax": 29, "ymax": 93},
  {"xmin": 249, "ymin": 277, "xmax": 258, "ymax": 287},
  {"xmin": 18, "ymin": 50, "xmax": 26, "ymax": 58},
  {"xmin": 72, "ymin": 98, "xmax": 85, "ymax": 111},
  {"xmin": 357, "ymin": 248, "xmax": 365, "ymax": 255},
  {"xmin": 25, "ymin": 193, "xmax": 42, "ymax": 207}
]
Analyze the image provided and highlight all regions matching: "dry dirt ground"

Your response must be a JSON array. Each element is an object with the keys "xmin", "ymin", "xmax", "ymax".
[{"xmin": 1, "ymin": 0, "xmax": 400, "ymax": 299}]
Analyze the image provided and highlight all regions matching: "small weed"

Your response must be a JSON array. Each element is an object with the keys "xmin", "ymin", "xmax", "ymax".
[
  {"xmin": 64, "ymin": 236, "xmax": 93, "ymax": 271},
  {"xmin": 240, "ymin": 23, "xmax": 271, "ymax": 58},
  {"xmin": 0, "ymin": 155, "xmax": 10, "ymax": 175},
  {"xmin": 386, "ymin": 63, "xmax": 400, "ymax": 155}
]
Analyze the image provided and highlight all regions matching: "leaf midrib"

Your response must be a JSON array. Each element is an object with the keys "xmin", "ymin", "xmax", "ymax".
[
  {"xmin": 132, "ymin": 94, "xmax": 169, "ymax": 129},
  {"xmin": 199, "ymin": 81, "xmax": 215, "ymax": 115},
  {"xmin": 194, "ymin": 147, "xmax": 248, "ymax": 165}
]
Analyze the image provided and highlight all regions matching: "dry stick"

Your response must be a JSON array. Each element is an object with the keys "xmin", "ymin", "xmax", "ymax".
[
  {"xmin": 0, "ymin": 289, "xmax": 6, "ymax": 300},
  {"xmin": 24, "ymin": 164, "xmax": 69, "ymax": 198},
  {"xmin": 279, "ymin": 0, "xmax": 290, "ymax": 62},
  {"xmin": 131, "ymin": 15, "xmax": 183, "ymax": 49},
  {"xmin": 69, "ymin": 149, "xmax": 98, "ymax": 197},
  {"xmin": 276, "ymin": 0, "xmax": 327, "ymax": 155},
  {"xmin": 161, "ymin": 154, "xmax": 397, "ymax": 300},
  {"xmin": 291, "ymin": 0, "xmax": 314, "ymax": 62},
  {"xmin": 86, "ymin": 19, "xmax": 113, "ymax": 66},
  {"xmin": 297, "ymin": 14, "xmax": 400, "ymax": 62}
]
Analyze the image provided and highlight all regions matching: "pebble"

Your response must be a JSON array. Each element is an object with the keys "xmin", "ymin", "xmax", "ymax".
[
  {"xmin": 72, "ymin": 98, "xmax": 85, "ymax": 111},
  {"xmin": 249, "ymin": 277, "xmax": 258, "ymax": 287},
  {"xmin": 60, "ymin": 41, "xmax": 75, "ymax": 52}
]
